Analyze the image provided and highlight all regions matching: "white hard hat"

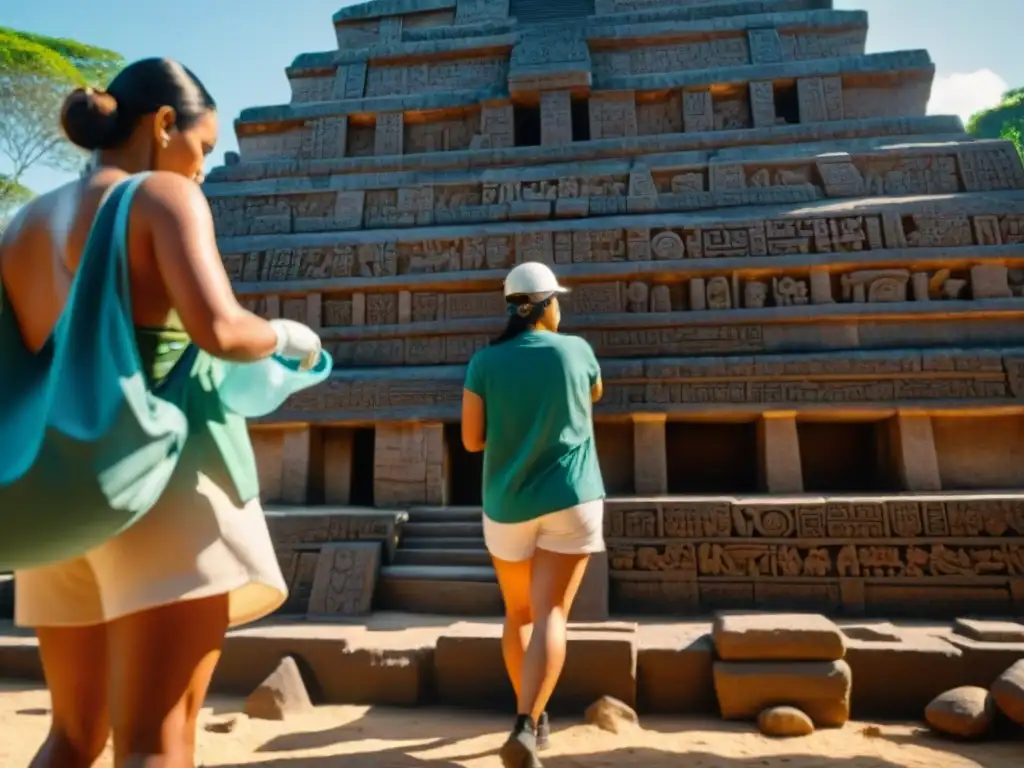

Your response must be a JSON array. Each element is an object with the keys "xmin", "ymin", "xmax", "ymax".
[{"xmin": 503, "ymin": 262, "xmax": 570, "ymax": 298}]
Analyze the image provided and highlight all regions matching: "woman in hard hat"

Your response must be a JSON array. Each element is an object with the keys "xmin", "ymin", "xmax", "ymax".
[{"xmin": 461, "ymin": 261, "xmax": 605, "ymax": 768}]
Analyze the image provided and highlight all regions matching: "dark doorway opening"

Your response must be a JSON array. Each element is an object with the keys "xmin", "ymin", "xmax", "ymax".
[
  {"xmin": 350, "ymin": 427, "xmax": 376, "ymax": 506},
  {"xmin": 595, "ymin": 422, "xmax": 635, "ymax": 495},
  {"xmin": 773, "ymin": 80, "xmax": 800, "ymax": 124},
  {"xmin": 665, "ymin": 421, "xmax": 759, "ymax": 493},
  {"xmin": 513, "ymin": 105, "xmax": 542, "ymax": 147},
  {"xmin": 445, "ymin": 423, "xmax": 483, "ymax": 505},
  {"xmin": 571, "ymin": 99, "xmax": 591, "ymax": 142},
  {"xmin": 797, "ymin": 421, "xmax": 887, "ymax": 492}
]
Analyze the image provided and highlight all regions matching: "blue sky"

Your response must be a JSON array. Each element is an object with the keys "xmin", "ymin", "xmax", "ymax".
[{"xmin": 5, "ymin": 0, "xmax": 1023, "ymax": 195}]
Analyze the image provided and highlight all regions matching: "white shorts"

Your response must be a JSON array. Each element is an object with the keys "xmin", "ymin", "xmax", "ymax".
[{"xmin": 483, "ymin": 499, "xmax": 605, "ymax": 563}]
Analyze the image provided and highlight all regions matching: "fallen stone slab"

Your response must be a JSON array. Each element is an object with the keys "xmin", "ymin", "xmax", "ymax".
[
  {"xmin": 713, "ymin": 613, "xmax": 845, "ymax": 662},
  {"xmin": 925, "ymin": 686, "xmax": 994, "ymax": 739},
  {"xmin": 713, "ymin": 659, "xmax": 851, "ymax": 727},
  {"xmin": 244, "ymin": 656, "xmax": 313, "ymax": 721},
  {"xmin": 757, "ymin": 706, "xmax": 814, "ymax": 738},
  {"xmin": 953, "ymin": 618, "xmax": 1024, "ymax": 643},
  {"xmin": 991, "ymin": 659, "xmax": 1024, "ymax": 727}
]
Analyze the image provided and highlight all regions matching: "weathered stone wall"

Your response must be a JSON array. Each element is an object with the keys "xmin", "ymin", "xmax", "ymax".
[
  {"xmin": 214, "ymin": 0, "xmax": 1024, "ymax": 524},
  {"xmin": 604, "ymin": 494, "xmax": 1024, "ymax": 616}
]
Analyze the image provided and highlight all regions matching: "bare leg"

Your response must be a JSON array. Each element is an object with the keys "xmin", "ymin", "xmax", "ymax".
[
  {"xmin": 107, "ymin": 594, "xmax": 229, "ymax": 767},
  {"xmin": 491, "ymin": 555, "xmax": 533, "ymax": 702},
  {"xmin": 30, "ymin": 625, "xmax": 111, "ymax": 768},
  {"xmin": 518, "ymin": 549, "xmax": 590, "ymax": 722}
]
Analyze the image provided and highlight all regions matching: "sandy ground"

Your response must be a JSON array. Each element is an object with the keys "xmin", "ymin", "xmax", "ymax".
[{"xmin": 0, "ymin": 683, "xmax": 1019, "ymax": 768}]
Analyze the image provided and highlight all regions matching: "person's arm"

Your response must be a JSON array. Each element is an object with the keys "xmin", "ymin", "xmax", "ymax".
[
  {"xmin": 586, "ymin": 340, "xmax": 603, "ymax": 403},
  {"xmin": 138, "ymin": 173, "xmax": 278, "ymax": 361},
  {"xmin": 461, "ymin": 354, "xmax": 486, "ymax": 453}
]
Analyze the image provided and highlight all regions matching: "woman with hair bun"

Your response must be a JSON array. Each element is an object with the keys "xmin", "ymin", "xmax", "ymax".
[
  {"xmin": 0, "ymin": 58, "xmax": 322, "ymax": 766},
  {"xmin": 461, "ymin": 262, "xmax": 606, "ymax": 768}
]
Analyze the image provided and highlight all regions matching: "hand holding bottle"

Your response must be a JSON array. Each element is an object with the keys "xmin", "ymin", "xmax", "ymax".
[{"xmin": 269, "ymin": 318, "xmax": 322, "ymax": 370}]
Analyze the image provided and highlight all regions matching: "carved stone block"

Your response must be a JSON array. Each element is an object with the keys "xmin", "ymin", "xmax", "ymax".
[
  {"xmin": 682, "ymin": 89, "xmax": 714, "ymax": 133},
  {"xmin": 748, "ymin": 28, "xmax": 783, "ymax": 65},
  {"xmin": 797, "ymin": 77, "xmax": 828, "ymax": 124},
  {"xmin": 307, "ymin": 542, "xmax": 382, "ymax": 617},
  {"xmin": 589, "ymin": 93, "xmax": 638, "ymax": 140},
  {"xmin": 480, "ymin": 103, "xmax": 514, "ymax": 149},
  {"xmin": 749, "ymin": 81, "xmax": 776, "ymax": 128},
  {"xmin": 971, "ymin": 265, "xmax": 1012, "ymax": 299},
  {"xmin": 375, "ymin": 112, "xmax": 404, "ymax": 156},
  {"xmin": 310, "ymin": 117, "xmax": 348, "ymax": 160},
  {"xmin": 633, "ymin": 416, "xmax": 667, "ymax": 494},
  {"xmin": 540, "ymin": 90, "xmax": 573, "ymax": 147}
]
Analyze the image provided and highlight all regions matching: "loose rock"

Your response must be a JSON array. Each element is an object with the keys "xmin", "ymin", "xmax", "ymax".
[
  {"xmin": 991, "ymin": 659, "xmax": 1024, "ymax": 727},
  {"xmin": 585, "ymin": 696, "xmax": 639, "ymax": 734},
  {"xmin": 925, "ymin": 686, "xmax": 993, "ymax": 739},
  {"xmin": 243, "ymin": 656, "xmax": 314, "ymax": 721},
  {"xmin": 757, "ymin": 706, "xmax": 814, "ymax": 738}
]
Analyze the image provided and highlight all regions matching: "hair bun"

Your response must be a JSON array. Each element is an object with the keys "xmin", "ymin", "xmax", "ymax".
[{"xmin": 60, "ymin": 88, "xmax": 119, "ymax": 151}]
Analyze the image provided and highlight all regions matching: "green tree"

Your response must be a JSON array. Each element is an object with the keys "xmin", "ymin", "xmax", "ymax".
[
  {"xmin": 0, "ymin": 26, "xmax": 123, "ymax": 210},
  {"xmin": 0, "ymin": 172, "xmax": 33, "ymax": 232},
  {"xmin": 967, "ymin": 87, "xmax": 1024, "ymax": 160}
]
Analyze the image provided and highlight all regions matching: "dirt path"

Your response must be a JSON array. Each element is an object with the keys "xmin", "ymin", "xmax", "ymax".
[{"xmin": 0, "ymin": 683, "xmax": 1018, "ymax": 767}]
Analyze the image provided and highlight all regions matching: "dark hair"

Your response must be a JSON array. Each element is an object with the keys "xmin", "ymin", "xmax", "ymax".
[
  {"xmin": 61, "ymin": 58, "xmax": 216, "ymax": 151},
  {"xmin": 491, "ymin": 293, "xmax": 552, "ymax": 346}
]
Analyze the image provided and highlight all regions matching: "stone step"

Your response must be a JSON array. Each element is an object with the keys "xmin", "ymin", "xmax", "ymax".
[
  {"xmin": 403, "ymin": 521, "xmax": 484, "ymax": 538},
  {"xmin": 393, "ymin": 548, "xmax": 493, "ymax": 567},
  {"xmin": 376, "ymin": 567, "xmax": 502, "ymax": 615},
  {"xmin": 381, "ymin": 565, "xmax": 496, "ymax": 582},
  {"xmin": 406, "ymin": 506, "xmax": 482, "ymax": 522},
  {"xmin": 402, "ymin": 536, "xmax": 485, "ymax": 550}
]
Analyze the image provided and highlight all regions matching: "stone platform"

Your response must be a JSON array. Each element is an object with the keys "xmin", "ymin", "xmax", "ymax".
[{"xmin": 2, "ymin": 613, "xmax": 1022, "ymax": 720}]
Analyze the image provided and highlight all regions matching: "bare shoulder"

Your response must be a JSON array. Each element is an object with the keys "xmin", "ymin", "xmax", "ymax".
[{"xmin": 134, "ymin": 172, "xmax": 210, "ymax": 222}]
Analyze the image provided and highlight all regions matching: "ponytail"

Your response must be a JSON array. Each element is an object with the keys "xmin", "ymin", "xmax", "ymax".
[{"xmin": 490, "ymin": 293, "xmax": 552, "ymax": 346}]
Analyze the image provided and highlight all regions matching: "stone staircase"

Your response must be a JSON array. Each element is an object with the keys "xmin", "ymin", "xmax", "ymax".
[{"xmin": 375, "ymin": 506, "xmax": 503, "ymax": 615}]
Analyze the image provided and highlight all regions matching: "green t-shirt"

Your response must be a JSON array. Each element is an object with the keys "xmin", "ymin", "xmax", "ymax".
[{"xmin": 464, "ymin": 330, "xmax": 606, "ymax": 524}]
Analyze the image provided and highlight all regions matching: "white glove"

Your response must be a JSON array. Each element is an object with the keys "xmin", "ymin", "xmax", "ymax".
[{"xmin": 269, "ymin": 318, "xmax": 323, "ymax": 371}]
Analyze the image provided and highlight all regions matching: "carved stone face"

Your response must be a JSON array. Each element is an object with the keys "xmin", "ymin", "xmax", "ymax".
[
  {"xmin": 651, "ymin": 232, "xmax": 683, "ymax": 260},
  {"xmin": 707, "ymin": 277, "xmax": 730, "ymax": 307},
  {"xmin": 744, "ymin": 281, "xmax": 767, "ymax": 308}
]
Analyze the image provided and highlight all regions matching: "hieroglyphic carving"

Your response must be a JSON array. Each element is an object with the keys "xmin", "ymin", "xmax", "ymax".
[
  {"xmin": 374, "ymin": 112, "xmax": 403, "ymax": 156},
  {"xmin": 604, "ymin": 498, "xmax": 1024, "ymax": 544},
  {"xmin": 749, "ymin": 81, "xmax": 776, "ymax": 128},
  {"xmin": 797, "ymin": 77, "xmax": 828, "ymax": 123},
  {"xmin": 957, "ymin": 145, "xmax": 1024, "ymax": 192},
  {"xmin": 480, "ymin": 104, "xmax": 514, "ymax": 149},
  {"xmin": 589, "ymin": 93, "xmax": 638, "ymax": 140},
  {"xmin": 748, "ymin": 28, "xmax": 783, "ymax": 65},
  {"xmin": 307, "ymin": 542, "xmax": 381, "ymax": 617},
  {"xmin": 310, "ymin": 117, "xmax": 348, "ymax": 160},
  {"xmin": 822, "ymin": 76, "xmax": 844, "ymax": 121},
  {"xmin": 682, "ymin": 89, "xmax": 714, "ymax": 133},
  {"xmin": 365, "ymin": 59, "xmax": 507, "ymax": 98},
  {"xmin": 540, "ymin": 90, "xmax": 573, "ymax": 147}
]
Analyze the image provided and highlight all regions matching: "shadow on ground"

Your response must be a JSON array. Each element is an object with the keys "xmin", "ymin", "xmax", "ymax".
[
  {"xmin": 233, "ymin": 708, "xmax": 1024, "ymax": 768},
  {"xmin": 235, "ymin": 747, "xmax": 926, "ymax": 767}
]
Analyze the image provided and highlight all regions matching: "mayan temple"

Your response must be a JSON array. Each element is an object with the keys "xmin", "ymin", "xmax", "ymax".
[{"xmin": 203, "ymin": 0, "xmax": 1024, "ymax": 621}]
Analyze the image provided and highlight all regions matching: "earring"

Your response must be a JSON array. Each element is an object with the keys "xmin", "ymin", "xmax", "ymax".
[{"xmin": 160, "ymin": 137, "xmax": 169, "ymax": 149}]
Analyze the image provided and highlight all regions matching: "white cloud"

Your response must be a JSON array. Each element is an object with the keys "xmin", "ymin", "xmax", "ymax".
[{"xmin": 927, "ymin": 69, "xmax": 1009, "ymax": 123}]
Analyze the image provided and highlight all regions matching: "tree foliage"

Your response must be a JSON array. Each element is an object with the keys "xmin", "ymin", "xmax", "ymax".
[
  {"xmin": 0, "ymin": 26, "xmax": 123, "ymax": 212},
  {"xmin": 967, "ymin": 87, "xmax": 1024, "ymax": 160}
]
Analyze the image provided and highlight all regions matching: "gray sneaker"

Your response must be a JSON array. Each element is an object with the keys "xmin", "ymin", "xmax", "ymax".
[
  {"xmin": 536, "ymin": 712, "xmax": 550, "ymax": 751},
  {"xmin": 499, "ymin": 717, "xmax": 543, "ymax": 768}
]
